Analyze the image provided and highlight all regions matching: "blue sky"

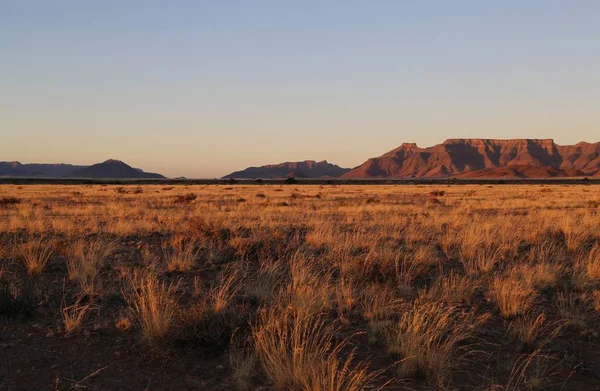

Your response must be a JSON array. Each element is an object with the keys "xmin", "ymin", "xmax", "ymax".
[{"xmin": 1, "ymin": 1, "xmax": 599, "ymax": 177}]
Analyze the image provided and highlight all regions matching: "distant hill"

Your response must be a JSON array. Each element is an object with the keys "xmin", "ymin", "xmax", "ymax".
[
  {"xmin": 0, "ymin": 162, "xmax": 84, "ymax": 177},
  {"xmin": 0, "ymin": 159, "xmax": 165, "ymax": 179},
  {"xmin": 68, "ymin": 160, "xmax": 165, "ymax": 179},
  {"xmin": 224, "ymin": 160, "xmax": 350, "ymax": 179},
  {"xmin": 343, "ymin": 139, "xmax": 600, "ymax": 179}
]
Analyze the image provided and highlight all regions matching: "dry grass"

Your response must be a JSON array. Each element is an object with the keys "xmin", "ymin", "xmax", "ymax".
[
  {"xmin": 252, "ymin": 307, "xmax": 379, "ymax": 391},
  {"xmin": 1, "ymin": 184, "xmax": 599, "ymax": 389},
  {"xmin": 555, "ymin": 291, "xmax": 591, "ymax": 330},
  {"xmin": 61, "ymin": 294, "xmax": 93, "ymax": 333},
  {"xmin": 16, "ymin": 238, "xmax": 53, "ymax": 275},
  {"xmin": 519, "ymin": 262, "xmax": 563, "ymax": 290},
  {"xmin": 66, "ymin": 237, "xmax": 116, "ymax": 293},
  {"xmin": 125, "ymin": 271, "xmax": 179, "ymax": 345},
  {"xmin": 210, "ymin": 268, "xmax": 241, "ymax": 313},
  {"xmin": 580, "ymin": 244, "xmax": 600, "ymax": 280},
  {"xmin": 593, "ymin": 290, "xmax": 600, "ymax": 313},
  {"xmin": 163, "ymin": 236, "xmax": 200, "ymax": 272},
  {"xmin": 230, "ymin": 333, "xmax": 256, "ymax": 391},
  {"xmin": 283, "ymin": 254, "xmax": 333, "ymax": 316},
  {"xmin": 507, "ymin": 313, "xmax": 559, "ymax": 350},
  {"xmin": 384, "ymin": 299, "xmax": 488, "ymax": 386},
  {"xmin": 490, "ymin": 272, "xmax": 538, "ymax": 318},
  {"xmin": 461, "ymin": 246, "xmax": 502, "ymax": 276},
  {"xmin": 422, "ymin": 271, "xmax": 476, "ymax": 305}
]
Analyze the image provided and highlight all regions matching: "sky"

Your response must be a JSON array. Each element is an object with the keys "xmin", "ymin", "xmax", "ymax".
[{"xmin": 1, "ymin": 1, "xmax": 599, "ymax": 178}]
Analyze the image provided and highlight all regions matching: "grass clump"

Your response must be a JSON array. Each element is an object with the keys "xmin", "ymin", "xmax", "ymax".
[
  {"xmin": 66, "ymin": 237, "xmax": 116, "ymax": 293},
  {"xmin": 252, "ymin": 307, "xmax": 379, "ymax": 391},
  {"xmin": 17, "ymin": 238, "xmax": 54, "ymax": 275},
  {"xmin": 125, "ymin": 272, "xmax": 179, "ymax": 345},
  {"xmin": 384, "ymin": 299, "xmax": 488, "ymax": 386},
  {"xmin": 490, "ymin": 272, "xmax": 538, "ymax": 318}
]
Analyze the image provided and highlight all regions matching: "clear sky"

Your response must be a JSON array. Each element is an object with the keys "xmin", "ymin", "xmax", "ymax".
[{"xmin": 1, "ymin": 1, "xmax": 599, "ymax": 178}]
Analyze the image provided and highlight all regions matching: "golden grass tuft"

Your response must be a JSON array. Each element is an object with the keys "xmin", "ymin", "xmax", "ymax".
[
  {"xmin": 555, "ymin": 291, "xmax": 590, "ymax": 330},
  {"xmin": 461, "ymin": 246, "xmax": 502, "ymax": 276},
  {"xmin": 283, "ymin": 254, "xmax": 333, "ymax": 316},
  {"xmin": 490, "ymin": 273, "xmax": 538, "ymax": 318},
  {"xmin": 125, "ymin": 272, "xmax": 179, "ymax": 345},
  {"xmin": 164, "ymin": 236, "xmax": 200, "ymax": 272},
  {"xmin": 421, "ymin": 271, "xmax": 476, "ymax": 305},
  {"xmin": 251, "ymin": 307, "xmax": 379, "ymax": 391},
  {"xmin": 61, "ymin": 294, "xmax": 93, "ymax": 333},
  {"xmin": 66, "ymin": 237, "xmax": 116, "ymax": 293},
  {"xmin": 210, "ymin": 268, "xmax": 241, "ymax": 313},
  {"xmin": 581, "ymin": 244, "xmax": 600, "ymax": 280},
  {"xmin": 384, "ymin": 299, "xmax": 488, "ymax": 386},
  {"xmin": 16, "ymin": 238, "xmax": 54, "ymax": 275},
  {"xmin": 508, "ymin": 313, "xmax": 550, "ymax": 349}
]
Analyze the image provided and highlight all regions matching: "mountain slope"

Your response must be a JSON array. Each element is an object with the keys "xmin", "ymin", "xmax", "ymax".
[
  {"xmin": 343, "ymin": 139, "xmax": 600, "ymax": 179},
  {"xmin": 0, "ymin": 162, "xmax": 84, "ymax": 177},
  {"xmin": 68, "ymin": 160, "xmax": 165, "ymax": 179},
  {"xmin": 224, "ymin": 160, "xmax": 350, "ymax": 179},
  {"xmin": 0, "ymin": 160, "xmax": 165, "ymax": 179}
]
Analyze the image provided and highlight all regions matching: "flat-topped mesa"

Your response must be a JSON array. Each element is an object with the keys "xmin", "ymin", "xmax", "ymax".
[
  {"xmin": 224, "ymin": 160, "xmax": 350, "ymax": 179},
  {"xmin": 442, "ymin": 138, "xmax": 555, "ymax": 146},
  {"xmin": 342, "ymin": 138, "xmax": 600, "ymax": 179}
]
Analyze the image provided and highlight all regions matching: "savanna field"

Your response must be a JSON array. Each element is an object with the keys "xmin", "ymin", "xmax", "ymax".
[{"xmin": 1, "ymin": 184, "xmax": 600, "ymax": 391}]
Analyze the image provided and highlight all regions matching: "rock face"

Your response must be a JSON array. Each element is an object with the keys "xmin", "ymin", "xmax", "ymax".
[
  {"xmin": 0, "ymin": 159, "xmax": 165, "ymax": 179},
  {"xmin": 224, "ymin": 160, "xmax": 350, "ymax": 179},
  {"xmin": 343, "ymin": 139, "xmax": 600, "ymax": 178}
]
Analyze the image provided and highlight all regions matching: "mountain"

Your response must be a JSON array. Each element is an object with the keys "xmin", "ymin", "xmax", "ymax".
[
  {"xmin": 224, "ymin": 160, "xmax": 350, "ymax": 179},
  {"xmin": 343, "ymin": 139, "xmax": 600, "ymax": 179},
  {"xmin": 68, "ymin": 160, "xmax": 165, "ymax": 179},
  {"xmin": 0, "ymin": 162, "xmax": 84, "ymax": 177},
  {"xmin": 0, "ymin": 159, "xmax": 165, "ymax": 179}
]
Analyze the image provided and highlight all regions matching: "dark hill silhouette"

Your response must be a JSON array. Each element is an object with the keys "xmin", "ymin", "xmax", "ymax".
[
  {"xmin": 0, "ymin": 162, "xmax": 84, "ymax": 177},
  {"xmin": 68, "ymin": 160, "xmax": 165, "ymax": 179},
  {"xmin": 0, "ymin": 160, "xmax": 165, "ymax": 179},
  {"xmin": 343, "ymin": 139, "xmax": 600, "ymax": 179},
  {"xmin": 224, "ymin": 160, "xmax": 350, "ymax": 179}
]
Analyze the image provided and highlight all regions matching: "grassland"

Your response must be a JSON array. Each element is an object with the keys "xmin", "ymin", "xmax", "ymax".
[{"xmin": 1, "ymin": 184, "xmax": 599, "ymax": 390}]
